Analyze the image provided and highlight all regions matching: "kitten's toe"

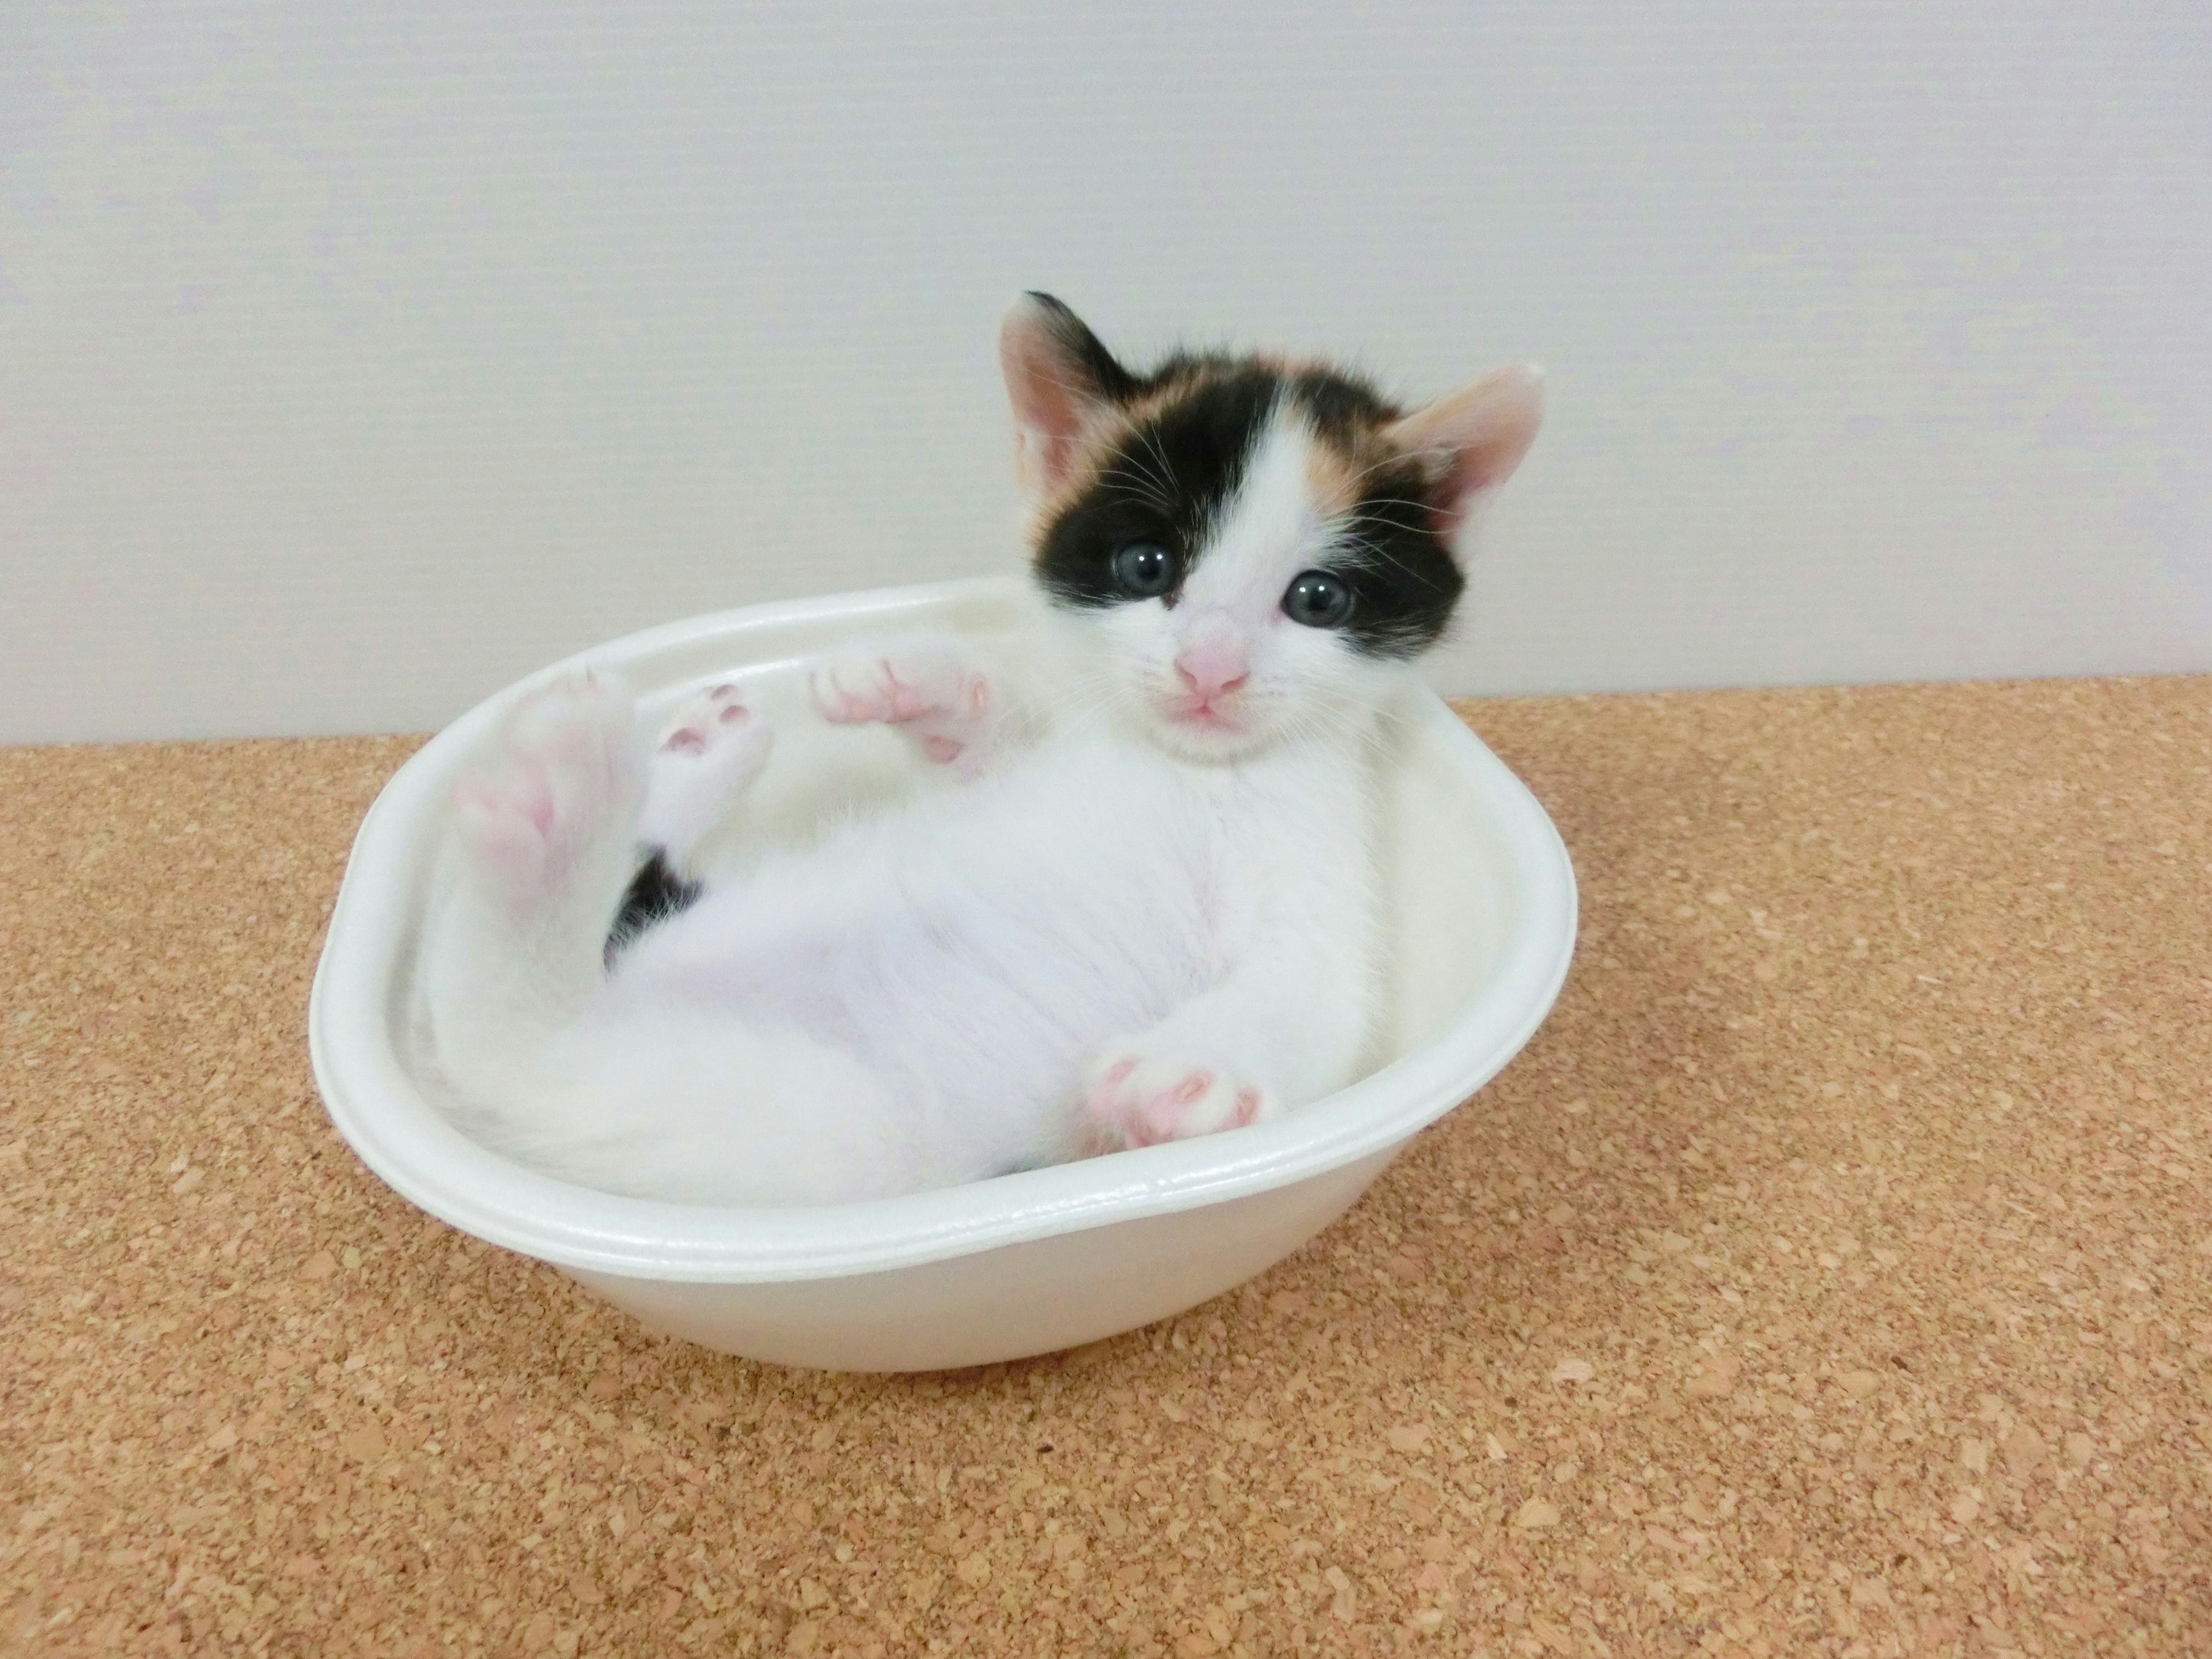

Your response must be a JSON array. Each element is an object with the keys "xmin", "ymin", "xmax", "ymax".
[
  {"xmin": 453, "ymin": 674, "xmax": 642, "ymax": 904},
  {"xmin": 810, "ymin": 656, "xmax": 894, "ymax": 725},
  {"xmin": 1080, "ymin": 1048, "xmax": 1279, "ymax": 1152},
  {"xmin": 639, "ymin": 683, "xmax": 775, "ymax": 859}
]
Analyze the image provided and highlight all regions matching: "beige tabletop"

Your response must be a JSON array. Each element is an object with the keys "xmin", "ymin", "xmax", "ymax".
[{"xmin": 3, "ymin": 678, "xmax": 2208, "ymax": 1657}]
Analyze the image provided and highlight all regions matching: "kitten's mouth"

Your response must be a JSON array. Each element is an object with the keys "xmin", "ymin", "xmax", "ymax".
[{"xmin": 1168, "ymin": 698, "xmax": 1244, "ymax": 731}]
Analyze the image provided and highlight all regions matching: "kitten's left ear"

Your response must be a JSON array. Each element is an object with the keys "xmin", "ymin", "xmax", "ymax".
[
  {"xmin": 1385, "ymin": 364, "xmax": 1545, "ymax": 540},
  {"xmin": 999, "ymin": 293, "xmax": 1139, "ymax": 496}
]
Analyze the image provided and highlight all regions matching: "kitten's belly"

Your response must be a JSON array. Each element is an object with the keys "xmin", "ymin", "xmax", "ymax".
[{"xmin": 608, "ymin": 741, "xmax": 1216, "ymax": 1124}]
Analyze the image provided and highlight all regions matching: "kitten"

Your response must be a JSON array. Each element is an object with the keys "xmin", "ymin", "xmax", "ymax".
[{"xmin": 415, "ymin": 295, "xmax": 1541, "ymax": 1206}]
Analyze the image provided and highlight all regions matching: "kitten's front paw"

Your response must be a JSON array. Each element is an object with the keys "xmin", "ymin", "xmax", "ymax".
[
  {"xmin": 808, "ymin": 650, "xmax": 994, "ymax": 768},
  {"xmin": 1079, "ymin": 1047, "xmax": 1281, "ymax": 1153},
  {"xmin": 638, "ymin": 682, "xmax": 774, "ymax": 863},
  {"xmin": 453, "ymin": 673, "xmax": 641, "ymax": 905}
]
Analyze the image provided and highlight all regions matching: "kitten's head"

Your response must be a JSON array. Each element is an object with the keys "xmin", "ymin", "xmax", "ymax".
[{"xmin": 1001, "ymin": 293, "xmax": 1542, "ymax": 762}]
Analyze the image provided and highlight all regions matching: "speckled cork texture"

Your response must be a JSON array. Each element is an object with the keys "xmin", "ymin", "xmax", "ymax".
[{"xmin": 5, "ymin": 678, "xmax": 2210, "ymax": 1658}]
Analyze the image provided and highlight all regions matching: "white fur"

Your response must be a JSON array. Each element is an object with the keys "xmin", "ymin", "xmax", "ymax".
[{"xmin": 416, "ymin": 412, "xmax": 1424, "ymax": 1206}]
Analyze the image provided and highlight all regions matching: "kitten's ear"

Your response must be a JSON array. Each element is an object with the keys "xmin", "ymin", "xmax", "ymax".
[
  {"xmin": 1385, "ymin": 364, "xmax": 1545, "ymax": 540},
  {"xmin": 999, "ymin": 293, "xmax": 1138, "ymax": 495}
]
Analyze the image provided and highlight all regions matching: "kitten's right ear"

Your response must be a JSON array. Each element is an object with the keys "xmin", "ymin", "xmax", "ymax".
[{"xmin": 999, "ymin": 293, "xmax": 1138, "ymax": 495}]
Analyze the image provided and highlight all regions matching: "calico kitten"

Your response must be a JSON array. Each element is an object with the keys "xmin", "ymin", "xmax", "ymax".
[{"xmin": 415, "ymin": 296, "xmax": 1541, "ymax": 1206}]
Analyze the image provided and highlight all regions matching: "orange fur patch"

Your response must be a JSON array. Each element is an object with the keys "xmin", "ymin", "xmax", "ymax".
[{"xmin": 1028, "ymin": 363, "xmax": 1406, "ymax": 550}]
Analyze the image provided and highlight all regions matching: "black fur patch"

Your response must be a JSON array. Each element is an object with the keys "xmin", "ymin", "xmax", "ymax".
[
  {"xmin": 1031, "ymin": 343, "xmax": 1465, "ymax": 659},
  {"xmin": 1035, "ymin": 367, "xmax": 1279, "ymax": 612},
  {"xmin": 1024, "ymin": 291, "xmax": 1141, "ymax": 404},
  {"xmin": 604, "ymin": 848, "xmax": 701, "ymax": 964},
  {"xmin": 1327, "ymin": 450, "xmax": 1465, "ymax": 660},
  {"xmin": 1281, "ymin": 365, "xmax": 1399, "ymax": 445}
]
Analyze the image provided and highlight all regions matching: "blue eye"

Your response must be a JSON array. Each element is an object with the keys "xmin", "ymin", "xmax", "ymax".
[
  {"xmin": 1283, "ymin": 570, "xmax": 1354, "ymax": 628},
  {"xmin": 1111, "ymin": 542, "xmax": 1177, "ymax": 600}
]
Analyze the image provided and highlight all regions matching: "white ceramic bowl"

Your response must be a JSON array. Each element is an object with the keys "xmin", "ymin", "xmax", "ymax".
[{"xmin": 309, "ymin": 575, "xmax": 1577, "ymax": 1372}]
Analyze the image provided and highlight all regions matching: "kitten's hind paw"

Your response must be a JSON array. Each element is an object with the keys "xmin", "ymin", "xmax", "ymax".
[
  {"xmin": 808, "ymin": 647, "xmax": 995, "ymax": 770},
  {"xmin": 452, "ymin": 673, "xmax": 642, "ymax": 907},
  {"xmin": 1078, "ymin": 1046, "xmax": 1281, "ymax": 1153},
  {"xmin": 638, "ymin": 682, "xmax": 774, "ymax": 867}
]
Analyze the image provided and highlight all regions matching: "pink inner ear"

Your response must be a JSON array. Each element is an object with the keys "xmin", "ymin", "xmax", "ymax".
[
  {"xmin": 999, "ymin": 302, "xmax": 1113, "ymax": 491},
  {"xmin": 1385, "ymin": 363, "xmax": 1545, "ymax": 536}
]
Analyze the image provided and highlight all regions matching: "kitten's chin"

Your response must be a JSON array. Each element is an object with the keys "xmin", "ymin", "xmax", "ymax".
[{"xmin": 1138, "ymin": 702, "xmax": 1278, "ymax": 764}]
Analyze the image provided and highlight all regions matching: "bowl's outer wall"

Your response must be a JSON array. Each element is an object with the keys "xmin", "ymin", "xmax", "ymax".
[{"xmin": 571, "ymin": 1148, "xmax": 1400, "ymax": 1372}]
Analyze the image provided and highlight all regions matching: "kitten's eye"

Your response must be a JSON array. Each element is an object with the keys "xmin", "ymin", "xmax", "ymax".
[
  {"xmin": 1283, "ymin": 570, "xmax": 1354, "ymax": 629},
  {"xmin": 1110, "ymin": 541, "xmax": 1176, "ymax": 600}
]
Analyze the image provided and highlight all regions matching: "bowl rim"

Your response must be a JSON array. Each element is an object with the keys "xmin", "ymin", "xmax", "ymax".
[{"xmin": 308, "ymin": 575, "xmax": 1578, "ymax": 1284}]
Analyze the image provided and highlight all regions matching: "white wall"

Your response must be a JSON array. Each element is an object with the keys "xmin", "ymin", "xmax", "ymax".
[{"xmin": 3, "ymin": 1, "xmax": 2207, "ymax": 744}]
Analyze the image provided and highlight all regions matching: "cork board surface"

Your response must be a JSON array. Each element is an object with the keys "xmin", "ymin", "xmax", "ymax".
[{"xmin": 4, "ymin": 677, "xmax": 2210, "ymax": 1658}]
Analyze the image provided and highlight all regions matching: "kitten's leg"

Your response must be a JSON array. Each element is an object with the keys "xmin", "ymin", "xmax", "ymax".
[
  {"xmin": 424, "ymin": 673, "xmax": 646, "ymax": 1058},
  {"xmin": 474, "ymin": 1010, "xmax": 935, "ymax": 1207},
  {"xmin": 638, "ymin": 683, "xmax": 775, "ymax": 876},
  {"xmin": 1078, "ymin": 915, "xmax": 1374, "ymax": 1153},
  {"xmin": 602, "ymin": 682, "xmax": 777, "ymax": 958},
  {"xmin": 808, "ymin": 640, "xmax": 1006, "ymax": 778}
]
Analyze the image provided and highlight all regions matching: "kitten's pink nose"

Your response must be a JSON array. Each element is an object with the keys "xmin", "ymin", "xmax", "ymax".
[{"xmin": 1174, "ymin": 638, "xmax": 1250, "ymax": 703}]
